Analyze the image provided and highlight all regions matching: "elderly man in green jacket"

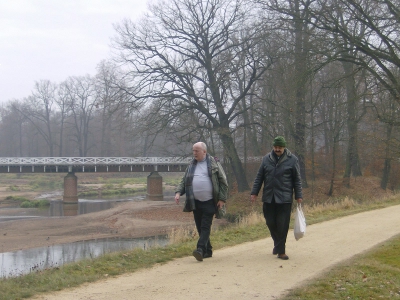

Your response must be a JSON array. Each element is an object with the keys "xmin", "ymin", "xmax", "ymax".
[{"xmin": 175, "ymin": 142, "xmax": 228, "ymax": 261}]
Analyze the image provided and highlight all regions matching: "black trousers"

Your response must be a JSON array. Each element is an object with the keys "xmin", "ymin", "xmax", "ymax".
[
  {"xmin": 263, "ymin": 200, "xmax": 292, "ymax": 255},
  {"xmin": 193, "ymin": 199, "xmax": 216, "ymax": 255}
]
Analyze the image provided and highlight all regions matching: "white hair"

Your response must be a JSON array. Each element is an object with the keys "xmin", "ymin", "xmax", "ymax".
[{"xmin": 194, "ymin": 142, "xmax": 207, "ymax": 151}]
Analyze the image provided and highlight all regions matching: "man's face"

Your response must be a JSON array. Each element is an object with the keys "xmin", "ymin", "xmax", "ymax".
[
  {"xmin": 273, "ymin": 146, "xmax": 285, "ymax": 157},
  {"xmin": 193, "ymin": 144, "xmax": 206, "ymax": 161}
]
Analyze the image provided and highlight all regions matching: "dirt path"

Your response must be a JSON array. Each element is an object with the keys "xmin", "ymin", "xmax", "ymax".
[{"xmin": 32, "ymin": 204, "xmax": 400, "ymax": 300}]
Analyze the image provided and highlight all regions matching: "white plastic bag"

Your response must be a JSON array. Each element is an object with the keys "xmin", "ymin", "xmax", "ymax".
[{"xmin": 294, "ymin": 204, "xmax": 306, "ymax": 241}]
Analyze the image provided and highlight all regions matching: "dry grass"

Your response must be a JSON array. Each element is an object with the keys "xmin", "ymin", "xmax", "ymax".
[
  {"xmin": 168, "ymin": 225, "xmax": 198, "ymax": 244},
  {"xmin": 167, "ymin": 210, "xmax": 266, "ymax": 244},
  {"xmin": 167, "ymin": 211, "xmax": 265, "ymax": 244},
  {"xmin": 305, "ymin": 196, "xmax": 357, "ymax": 214},
  {"xmin": 305, "ymin": 176, "xmax": 394, "ymax": 204},
  {"xmin": 237, "ymin": 210, "xmax": 265, "ymax": 227}
]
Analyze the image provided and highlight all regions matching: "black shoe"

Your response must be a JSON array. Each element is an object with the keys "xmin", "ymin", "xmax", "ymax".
[
  {"xmin": 203, "ymin": 252, "xmax": 213, "ymax": 258},
  {"xmin": 192, "ymin": 248, "xmax": 203, "ymax": 261},
  {"xmin": 277, "ymin": 254, "xmax": 289, "ymax": 260}
]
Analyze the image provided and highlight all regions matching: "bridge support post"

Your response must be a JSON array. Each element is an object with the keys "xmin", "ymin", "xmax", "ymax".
[
  {"xmin": 63, "ymin": 172, "xmax": 78, "ymax": 216},
  {"xmin": 147, "ymin": 171, "xmax": 163, "ymax": 201}
]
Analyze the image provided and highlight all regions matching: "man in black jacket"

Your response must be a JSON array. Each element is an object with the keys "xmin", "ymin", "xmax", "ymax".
[{"xmin": 250, "ymin": 136, "xmax": 303, "ymax": 260}]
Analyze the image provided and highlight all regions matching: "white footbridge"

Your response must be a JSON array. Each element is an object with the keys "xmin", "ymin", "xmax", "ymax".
[{"xmin": 0, "ymin": 157, "xmax": 194, "ymax": 173}]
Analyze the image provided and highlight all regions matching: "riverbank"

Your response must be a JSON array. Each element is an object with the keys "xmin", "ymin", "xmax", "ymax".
[{"xmin": 0, "ymin": 200, "xmax": 219, "ymax": 253}]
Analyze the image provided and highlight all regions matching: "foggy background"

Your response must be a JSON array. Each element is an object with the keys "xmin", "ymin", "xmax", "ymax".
[{"xmin": 0, "ymin": 0, "xmax": 148, "ymax": 103}]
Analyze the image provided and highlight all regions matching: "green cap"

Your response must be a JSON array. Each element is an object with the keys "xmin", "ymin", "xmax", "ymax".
[{"xmin": 273, "ymin": 136, "xmax": 287, "ymax": 147}]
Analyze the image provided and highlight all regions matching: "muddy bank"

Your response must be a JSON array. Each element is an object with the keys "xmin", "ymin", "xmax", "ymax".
[{"xmin": 0, "ymin": 200, "xmax": 211, "ymax": 253}]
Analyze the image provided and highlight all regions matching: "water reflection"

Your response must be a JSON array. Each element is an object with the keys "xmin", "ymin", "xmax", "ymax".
[
  {"xmin": 0, "ymin": 190, "xmax": 176, "ymax": 222},
  {"xmin": 0, "ymin": 236, "xmax": 169, "ymax": 278},
  {"xmin": 0, "ymin": 216, "xmax": 44, "ymax": 222},
  {"xmin": 49, "ymin": 199, "xmax": 124, "ymax": 216},
  {"xmin": 47, "ymin": 191, "xmax": 175, "ymax": 216}
]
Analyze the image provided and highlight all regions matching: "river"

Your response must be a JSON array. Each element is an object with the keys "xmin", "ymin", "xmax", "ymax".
[{"xmin": 0, "ymin": 190, "xmax": 176, "ymax": 278}]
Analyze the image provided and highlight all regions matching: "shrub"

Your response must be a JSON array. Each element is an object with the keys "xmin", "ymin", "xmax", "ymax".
[
  {"xmin": 78, "ymin": 191, "xmax": 99, "ymax": 197},
  {"xmin": 20, "ymin": 200, "xmax": 50, "ymax": 208},
  {"xmin": 36, "ymin": 199, "xmax": 50, "ymax": 207},
  {"xmin": 20, "ymin": 201, "xmax": 35, "ymax": 208},
  {"xmin": 9, "ymin": 185, "xmax": 20, "ymax": 191},
  {"xmin": 5, "ymin": 196, "xmax": 30, "ymax": 202},
  {"xmin": 103, "ymin": 183, "xmax": 115, "ymax": 190}
]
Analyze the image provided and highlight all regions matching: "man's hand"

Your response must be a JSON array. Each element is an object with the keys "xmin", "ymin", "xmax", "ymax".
[
  {"xmin": 217, "ymin": 200, "xmax": 225, "ymax": 209},
  {"xmin": 250, "ymin": 194, "xmax": 257, "ymax": 204},
  {"xmin": 296, "ymin": 198, "xmax": 302, "ymax": 204},
  {"xmin": 175, "ymin": 193, "xmax": 180, "ymax": 204}
]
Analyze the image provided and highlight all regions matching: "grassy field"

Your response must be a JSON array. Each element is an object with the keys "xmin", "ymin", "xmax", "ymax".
[
  {"xmin": 282, "ymin": 234, "xmax": 400, "ymax": 299},
  {"xmin": 0, "ymin": 175, "xmax": 399, "ymax": 299}
]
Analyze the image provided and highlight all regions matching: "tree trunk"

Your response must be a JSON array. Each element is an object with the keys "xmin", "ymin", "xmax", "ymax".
[
  {"xmin": 328, "ymin": 133, "xmax": 339, "ymax": 196},
  {"xmin": 381, "ymin": 123, "xmax": 393, "ymax": 190},
  {"xmin": 58, "ymin": 118, "xmax": 64, "ymax": 156},
  {"xmin": 19, "ymin": 122, "xmax": 23, "ymax": 156},
  {"xmin": 293, "ymin": 0, "xmax": 308, "ymax": 188},
  {"xmin": 245, "ymin": 94, "xmax": 261, "ymax": 156},
  {"xmin": 217, "ymin": 126, "xmax": 250, "ymax": 192},
  {"xmin": 342, "ymin": 61, "xmax": 362, "ymax": 187}
]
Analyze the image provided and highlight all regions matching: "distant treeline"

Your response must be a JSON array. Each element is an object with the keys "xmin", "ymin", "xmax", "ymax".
[{"xmin": 1, "ymin": 0, "xmax": 399, "ymax": 192}]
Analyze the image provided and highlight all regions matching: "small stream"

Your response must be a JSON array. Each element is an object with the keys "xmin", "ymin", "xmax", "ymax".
[{"xmin": 0, "ymin": 236, "xmax": 169, "ymax": 278}]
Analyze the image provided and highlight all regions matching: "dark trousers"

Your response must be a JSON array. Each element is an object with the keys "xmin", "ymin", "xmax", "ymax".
[
  {"xmin": 263, "ymin": 200, "xmax": 292, "ymax": 254},
  {"xmin": 193, "ymin": 199, "xmax": 216, "ymax": 255}
]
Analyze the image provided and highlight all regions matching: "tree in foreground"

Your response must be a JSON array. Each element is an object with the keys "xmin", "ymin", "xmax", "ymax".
[{"xmin": 113, "ymin": 0, "xmax": 273, "ymax": 191}]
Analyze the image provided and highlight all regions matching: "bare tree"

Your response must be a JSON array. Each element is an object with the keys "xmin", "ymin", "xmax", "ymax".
[
  {"xmin": 368, "ymin": 77, "xmax": 400, "ymax": 190},
  {"xmin": 63, "ymin": 76, "xmax": 98, "ymax": 157},
  {"xmin": 13, "ymin": 80, "xmax": 57, "ymax": 156},
  {"xmin": 259, "ymin": 0, "xmax": 319, "ymax": 187},
  {"xmin": 94, "ymin": 60, "xmax": 130, "ymax": 156},
  {"xmin": 304, "ymin": 0, "xmax": 400, "ymax": 104},
  {"xmin": 55, "ymin": 83, "xmax": 71, "ymax": 156},
  {"xmin": 320, "ymin": 78, "xmax": 347, "ymax": 196},
  {"xmin": 277, "ymin": 0, "xmax": 381, "ymax": 186},
  {"xmin": 113, "ymin": 0, "xmax": 273, "ymax": 191},
  {"xmin": 0, "ymin": 101, "xmax": 28, "ymax": 156}
]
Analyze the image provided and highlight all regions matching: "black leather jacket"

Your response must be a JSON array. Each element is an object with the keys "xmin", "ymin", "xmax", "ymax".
[{"xmin": 251, "ymin": 149, "xmax": 303, "ymax": 203}]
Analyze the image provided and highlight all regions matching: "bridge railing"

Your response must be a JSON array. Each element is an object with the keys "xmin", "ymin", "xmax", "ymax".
[
  {"xmin": 0, "ymin": 157, "xmax": 194, "ymax": 166},
  {"xmin": 0, "ymin": 156, "xmax": 264, "ymax": 166},
  {"xmin": 0, "ymin": 156, "xmax": 264, "ymax": 173}
]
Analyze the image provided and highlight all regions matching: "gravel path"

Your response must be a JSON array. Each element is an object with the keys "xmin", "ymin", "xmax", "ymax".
[{"xmin": 33, "ymin": 204, "xmax": 400, "ymax": 300}]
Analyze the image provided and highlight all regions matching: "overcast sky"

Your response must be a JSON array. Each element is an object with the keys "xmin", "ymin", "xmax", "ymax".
[{"xmin": 0, "ymin": 0, "xmax": 149, "ymax": 104}]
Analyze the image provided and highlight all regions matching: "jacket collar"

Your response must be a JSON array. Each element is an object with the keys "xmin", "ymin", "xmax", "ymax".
[{"xmin": 269, "ymin": 148, "xmax": 291, "ymax": 164}]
